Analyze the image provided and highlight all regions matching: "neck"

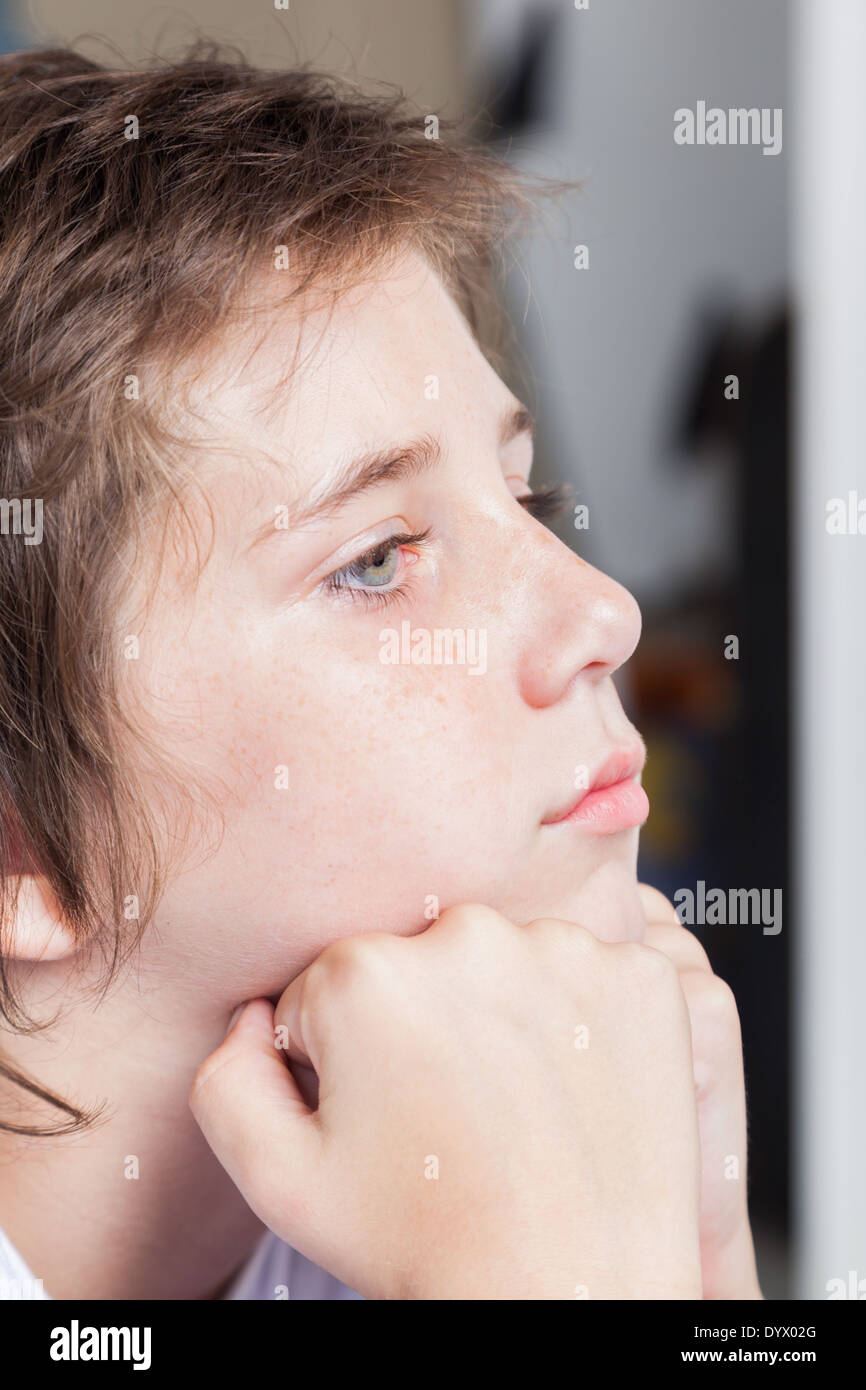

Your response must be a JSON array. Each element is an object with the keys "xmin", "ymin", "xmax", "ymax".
[{"xmin": 0, "ymin": 957, "xmax": 265, "ymax": 1300}]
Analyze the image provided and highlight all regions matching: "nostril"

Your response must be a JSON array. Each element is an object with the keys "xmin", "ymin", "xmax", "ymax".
[{"xmin": 581, "ymin": 659, "xmax": 613, "ymax": 682}]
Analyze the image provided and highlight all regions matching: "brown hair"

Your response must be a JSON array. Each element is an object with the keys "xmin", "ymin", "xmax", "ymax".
[{"xmin": 0, "ymin": 42, "xmax": 571, "ymax": 1134}]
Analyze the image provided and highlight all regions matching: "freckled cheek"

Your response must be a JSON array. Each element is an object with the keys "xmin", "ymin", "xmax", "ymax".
[{"xmin": 223, "ymin": 660, "xmax": 508, "ymax": 835}]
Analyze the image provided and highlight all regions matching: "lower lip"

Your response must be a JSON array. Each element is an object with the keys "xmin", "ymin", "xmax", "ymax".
[{"xmin": 550, "ymin": 778, "xmax": 650, "ymax": 834}]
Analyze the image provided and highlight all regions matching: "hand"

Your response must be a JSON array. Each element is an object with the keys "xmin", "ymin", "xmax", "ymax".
[
  {"xmin": 190, "ymin": 903, "xmax": 704, "ymax": 1300},
  {"xmin": 638, "ymin": 884, "xmax": 763, "ymax": 1300}
]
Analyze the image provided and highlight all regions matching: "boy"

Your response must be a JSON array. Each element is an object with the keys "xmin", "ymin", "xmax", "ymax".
[{"xmin": 0, "ymin": 45, "xmax": 760, "ymax": 1299}]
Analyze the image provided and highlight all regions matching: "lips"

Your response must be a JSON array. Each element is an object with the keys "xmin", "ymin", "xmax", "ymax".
[{"xmin": 541, "ymin": 743, "xmax": 648, "ymax": 830}]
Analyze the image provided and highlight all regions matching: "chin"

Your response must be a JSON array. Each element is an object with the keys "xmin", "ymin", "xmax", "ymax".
[
  {"xmin": 502, "ymin": 834, "xmax": 644, "ymax": 941},
  {"xmin": 561, "ymin": 857, "xmax": 645, "ymax": 942}
]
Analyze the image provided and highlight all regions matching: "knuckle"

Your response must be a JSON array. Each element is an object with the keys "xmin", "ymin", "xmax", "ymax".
[
  {"xmin": 688, "ymin": 970, "xmax": 741, "ymax": 1032},
  {"xmin": 623, "ymin": 941, "xmax": 680, "ymax": 986},
  {"xmin": 648, "ymin": 921, "xmax": 711, "ymax": 972},
  {"xmin": 638, "ymin": 883, "xmax": 682, "ymax": 925},
  {"xmin": 311, "ymin": 933, "xmax": 398, "ymax": 996},
  {"xmin": 683, "ymin": 932, "xmax": 712, "ymax": 971},
  {"xmin": 524, "ymin": 915, "xmax": 595, "ymax": 955},
  {"xmin": 438, "ymin": 902, "xmax": 513, "ymax": 946}
]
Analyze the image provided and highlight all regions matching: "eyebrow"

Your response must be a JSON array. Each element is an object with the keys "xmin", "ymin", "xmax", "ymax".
[{"xmin": 248, "ymin": 401, "xmax": 535, "ymax": 548}]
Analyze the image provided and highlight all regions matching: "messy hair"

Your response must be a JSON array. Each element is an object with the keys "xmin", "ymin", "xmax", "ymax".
[{"xmin": 0, "ymin": 42, "xmax": 570, "ymax": 1134}]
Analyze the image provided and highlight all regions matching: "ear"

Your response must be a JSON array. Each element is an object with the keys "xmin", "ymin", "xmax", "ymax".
[{"xmin": 4, "ymin": 874, "xmax": 77, "ymax": 961}]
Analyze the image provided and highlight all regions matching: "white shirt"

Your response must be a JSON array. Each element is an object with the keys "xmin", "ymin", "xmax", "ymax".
[{"xmin": 0, "ymin": 1224, "xmax": 363, "ymax": 1301}]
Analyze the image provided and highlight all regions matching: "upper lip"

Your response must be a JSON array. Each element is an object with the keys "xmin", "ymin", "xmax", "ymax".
[{"xmin": 541, "ymin": 741, "xmax": 646, "ymax": 825}]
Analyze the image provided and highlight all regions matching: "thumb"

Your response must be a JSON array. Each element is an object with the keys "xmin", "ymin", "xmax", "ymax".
[{"xmin": 189, "ymin": 997, "xmax": 323, "ymax": 1230}]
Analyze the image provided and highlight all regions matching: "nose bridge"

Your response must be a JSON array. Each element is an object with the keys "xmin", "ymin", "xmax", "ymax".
[{"xmin": 505, "ymin": 518, "xmax": 642, "ymax": 709}]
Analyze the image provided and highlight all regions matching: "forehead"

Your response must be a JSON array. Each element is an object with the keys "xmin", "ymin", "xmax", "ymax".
[
  {"xmin": 175, "ymin": 247, "xmax": 487, "ymax": 473},
  {"xmin": 125, "ymin": 248, "xmax": 503, "ymax": 605},
  {"xmin": 122, "ymin": 249, "xmax": 515, "ymax": 622}
]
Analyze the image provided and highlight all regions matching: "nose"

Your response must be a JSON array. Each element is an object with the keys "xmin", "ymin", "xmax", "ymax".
[{"xmin": 512, "ymin": 527, "xmax": 642, "ymax": 710}]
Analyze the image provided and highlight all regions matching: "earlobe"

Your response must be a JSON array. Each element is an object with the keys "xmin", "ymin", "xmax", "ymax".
[{"xmin": 4, "ymin": 874, "xmax": 77, "ymax": 961}]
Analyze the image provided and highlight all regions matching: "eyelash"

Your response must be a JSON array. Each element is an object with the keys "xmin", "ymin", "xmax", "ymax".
[
  {"xmin": 515, "ymin": 481, "xmax": 573, "ymax": 522},
  {"xmin": 323, "ymin": 528, "xmax": 432, "ymax": 611},
  {"xmin": 322, "ymin": 482, "xmax": 574, "ymax": 611}
]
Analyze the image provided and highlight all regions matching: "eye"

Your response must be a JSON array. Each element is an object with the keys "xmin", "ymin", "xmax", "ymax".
[
  {"xmin": 344, "ymin": 538, "xmax": 401, "ymax": 588},
  {"xmin": 322, "ymin": 528, "xmax": 432, "ymax": 609},
  {"xmin": 516, "ymin": 481, "xmax": 573, "ymax": 523}
]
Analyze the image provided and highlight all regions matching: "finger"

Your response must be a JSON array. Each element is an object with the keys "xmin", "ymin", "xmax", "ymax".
[
  {"xmin": 643, "ymin": 920, "xmax": 712, "ymax": 974},
  {"xmin": 677, "ymin": 967, "xmax": 744, "ymax": 1094},
  {"xmin": 676, "ymin": 968, "xmax": 751, "ymax": 1237},
  {"xmin": 272, "ymin": 964, "xmax": 321, "ymax": 1070},
  {"xmin": 638, "ymin": 882, "xmax": 684, "ymax": 927},
  {"xmin": 189, "ymin": 997, "xmax": 322, "ymax": 1221},
  {"xmin": 638, "ymin": 883, "xmax": 714, "ymax": 972}
]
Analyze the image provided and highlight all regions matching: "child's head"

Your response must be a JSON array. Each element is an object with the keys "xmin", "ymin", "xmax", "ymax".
[{"xmin": 0, "ymin": 46, "xmax": 645, "ymax": 1133}]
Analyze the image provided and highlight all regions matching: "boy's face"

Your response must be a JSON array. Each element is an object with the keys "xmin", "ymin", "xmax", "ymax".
[{"xmin": 127, "ymin": 249, "xmax": 647, "ymax": 1003}]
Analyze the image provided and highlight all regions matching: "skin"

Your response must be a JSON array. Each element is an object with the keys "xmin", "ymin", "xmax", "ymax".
[
  {"xmin": 0, "ymin": 248, "xmax": 759, "ymax": 1299},
  {"xmin": 193, "ymin": 909, "xmax": 707, "ymax": 1300},
  {"xmin": 639, "ymin": 886, "xmax": 761, "ymax": 1299}
]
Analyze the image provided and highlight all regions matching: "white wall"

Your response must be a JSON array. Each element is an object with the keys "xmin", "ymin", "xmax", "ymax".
[
  {"xmin": 792, "ymin": 0, "xmax": 866, "ymax": 1302},
  {"xmin": 465, "ymin": 0, "xmax": 788, "ymax": 604}
]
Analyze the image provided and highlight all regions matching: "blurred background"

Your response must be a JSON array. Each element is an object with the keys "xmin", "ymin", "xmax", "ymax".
[{"xmin": 4, "ymin": 0, "xmax": 864, "ymax": 1301}]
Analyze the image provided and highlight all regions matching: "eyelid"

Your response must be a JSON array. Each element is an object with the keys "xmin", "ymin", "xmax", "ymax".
[
  {"xmin": 321, "ymin": 525, "xmax": 432, "ymax": 592},
  {"xmin": 515, "ymin": 481, "xmax": 573, "ymax": 521},
  {"xmin": 321, "ymin": 527, "xmax": 432, "ymax": 611},
  {"xmin": 338, "ymin": 528, "xmax": 430, "ymax": 579},
  {"xmin": 307, "ymin": 470, "xmax": 570, "ymax": 599},
  {"xmin": 306, "ymin": 516, "xmax": 416, "ymax": 588}
]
